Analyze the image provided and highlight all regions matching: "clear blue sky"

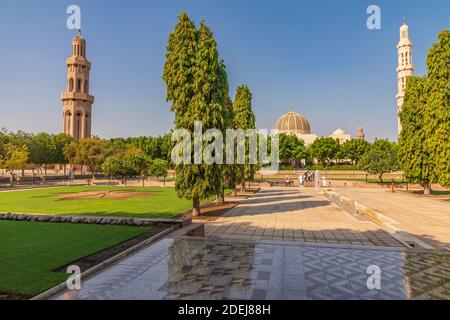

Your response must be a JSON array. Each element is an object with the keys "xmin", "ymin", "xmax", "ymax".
[{"xmin": 0, "ymin": 0, "xmax": 448, "ymax": 141}]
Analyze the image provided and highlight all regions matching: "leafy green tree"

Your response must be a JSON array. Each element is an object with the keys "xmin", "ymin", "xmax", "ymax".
[
  {"xmin": 63, "ymin": 140, "xmax": 79, "ymax": 170},
  {"xmin": 399, "ymin": 77, "xmax": 435, "ymax": 193},
  {"xmin": 233, "ymin": 85, "xmax": 256, "ymax": 192},
  {"xmin": 164, "ymin": 13, "xmax": 202, "ymax": 215},
  {"xmin": 102, "ymin": 156, "xmax": 126, "ymax": 183},
  {"xmin": 278, "ymin": 134, "xmax": 307, "ymax": 167},
  {"xmin": 222, "ymin": 96, "xmax": 238, "ymax": 197},
  {"xmin": 0, "ymin": 128, "xmax": 9, "ymax": 159},
  {"xmin": 28, "ymin": 133, "xmax": 54, "ymax": 175},
  {"xmin": 149, "ymin": 159, "xmax": 169, "ymax": 186},
  {"xmin": 163, "ymin": 13, "xmax": 228, "ymax": 215},
  {"xmin": 308, "ymin": 137, "xmax": 340, "ymax": 166},
  {"xmin": 51, "ymin": 134, "xmax": 74, "ymax": 169},
  {"xmin": 0, "ymin": 144, "xmax": 29, "ymax": 185},
  {"xmin": 193, "ymin": 21, "xmax": 229, "ymax": 204},
  {"xmin": 399, "ymin": 29, "xmax": 449, "ymax": 193},
  {"xmin": 359, "ymin": 139, "xmax": 400, "ymax": 182},
  {"xmin": 342, "ymin": 139, "xmax": 370, "ymax": 165},
  {"xmin": 425, "ymin": 30, "xmax": 450, "ymax": 188},
  {"xmin": 74, "ymin": 138, "xmax": 111, "ymax": 179},
  {"xmin": 129, "ymin": 154, "xmax": 152, "ymax": 186}
]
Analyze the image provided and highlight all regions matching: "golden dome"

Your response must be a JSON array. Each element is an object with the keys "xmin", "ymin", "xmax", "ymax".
[{"xmin": 275, "ymin": 111, "xmax": 311, "ymax": 134}]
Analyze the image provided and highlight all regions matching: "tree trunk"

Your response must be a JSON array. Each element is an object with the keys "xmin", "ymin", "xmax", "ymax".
[
  {"xmin": 379, "ymin": 173, "xmax": 383, "ymax": 183},
  {"xmin": 163, "ymin": 177, "xmax": 166, "ymax": 187},
  {"xmin": 423, "ymin": 181, "xmax": 432, "ymax": 195},
  {"xmin": 241, "ymin": 182, "xmax": 246, "ymax": 193},
  {"xmin": 192, "ymin": 197, "xmax": 200, "ymax": 217},
  {"xmin": 142, "ymin": 175, "xmax": 145, "ymax": 187},
  {"xmin": 9, "ymin": 171, "xmax": 14, "ymax": 186},
  {"xmin": 44, "ymin": 164, "xmax": 47, "ymax": 177},
  {"xmin": 233, "ymin": 187, "xmax": 238, "ymax": 197},
  {"xmin": 216, "ymin": 188, "xmax": 225, "ymax": 204}
]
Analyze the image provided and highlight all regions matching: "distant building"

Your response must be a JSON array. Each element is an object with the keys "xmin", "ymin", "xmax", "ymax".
[
  {"xmin": 275, "ymin": 110, "xmax": 353, "ymax": 145},
  {"xmin": 275, "ymin": 111, "xmax": 318, "ymax": 145},
  {"xmin": 61, "ymin": 31, "xmax": 94, "ymax": 140},
  {"xmin": 329, "ymin": 128, "xmax": 351, "ymax": 144},
  {"xmin": 357, "ymin": 125, "xmax": 365, "ymax": 141}
]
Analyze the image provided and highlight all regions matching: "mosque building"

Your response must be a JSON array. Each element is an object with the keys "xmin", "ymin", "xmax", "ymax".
[{"xmin": 275, "ymin": 111, "xmax": 356, "ymax": 146}]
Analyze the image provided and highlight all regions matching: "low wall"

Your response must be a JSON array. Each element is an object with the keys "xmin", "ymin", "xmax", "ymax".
[{"xmin": 0, "ymin": 212, "xmax": 191, "ymax": 228}]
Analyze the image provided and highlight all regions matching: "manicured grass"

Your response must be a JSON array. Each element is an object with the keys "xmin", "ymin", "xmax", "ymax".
[
  {"xmin": 0, "ymin": 186, "xmax": 197, "ymax": 218},
  {"xmin": 0, "ymin": 220, "xmax": 151, "ymax": 297}
]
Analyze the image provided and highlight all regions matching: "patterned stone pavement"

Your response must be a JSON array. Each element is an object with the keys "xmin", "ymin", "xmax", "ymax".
[
  {"xmin": 203, "ymin": 188, "xmax": 402, "ymax": 247},
  {"xmin": 53, "ymin": 237, "xmax": 450, "ymax": 300},
  {"xmin": 335, "ymin": 188, "xmax": 450, "ymax": 250}
]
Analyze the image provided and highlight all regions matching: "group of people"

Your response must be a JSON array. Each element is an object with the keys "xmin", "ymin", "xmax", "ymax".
[{"xmin": 284, "ymin": 171, "xmax": 328, "ymax": 191}]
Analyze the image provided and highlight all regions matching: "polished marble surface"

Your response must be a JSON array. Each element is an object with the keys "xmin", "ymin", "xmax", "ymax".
[{"xmin": 54, "ymin": 237, "xmax": 450, "ymax": 300}]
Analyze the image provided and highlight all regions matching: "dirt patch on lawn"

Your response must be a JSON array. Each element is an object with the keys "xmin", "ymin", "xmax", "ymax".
[
  {"xmin": 180, "ymin": 202, "xmax": 238, "ymax": 221},
  {"xmin": 54, "ymin": 190, "xmax": 152, "ymax": 201}
]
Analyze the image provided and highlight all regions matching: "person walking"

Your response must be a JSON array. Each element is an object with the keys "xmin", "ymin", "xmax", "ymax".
[
  {"xmin": 298, "ymin": 174, "xmax": 304, "ymax": 192},
  {"xmin": 285, "ymin": 175, "xmax": 290, "ymax": 187}
]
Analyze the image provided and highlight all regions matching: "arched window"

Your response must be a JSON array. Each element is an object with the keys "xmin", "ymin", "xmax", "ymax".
[
  {"xmin": 84, "ymin": 80, "xmax": 89, "ymax": 93},
  {"xmin": 85, "ymin": 114, "xmax": 89, "ymax": 137},
  {"xmin": 76, "ymin": 112, "xmax": 82, "ymax": 139},
  {"xmin": 65, "ymin": 111, "xmax": 72, "ymax": 135},
  {"xmin": 76, "ymin": 79, "xmax": 82, "ymax": 92},
  {"xmin": 69, "ymin": 78, "xmax": 74, "ymax": 92}
]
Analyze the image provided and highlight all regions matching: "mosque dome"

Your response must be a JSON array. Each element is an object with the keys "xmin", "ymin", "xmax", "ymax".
[
  {"xmin": 331, "ymin": 128, "xmax": 347, "ymax": 136},
  {"xmin": 275, "ymin": 111, "xmax": 311, "ymax": 134}
]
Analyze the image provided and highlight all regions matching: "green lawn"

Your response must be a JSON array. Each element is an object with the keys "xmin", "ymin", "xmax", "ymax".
[
  {"xmin": 0, "ymin": 186, "xmax": 196, "ymax": 218},
  {"xmin": 0, "ymin": 220, "xmax": 151, "ymax": 297}
]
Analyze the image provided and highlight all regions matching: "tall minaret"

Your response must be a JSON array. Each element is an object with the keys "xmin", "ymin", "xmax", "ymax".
[
  {"xmin": 396, "ymin": 23, "xmax": 414, "ymax": 136},
  {"xmin": 61, "ymin": 31, "xmax": 94, "ymax": 140},
  {"xmin": 357, "ymin": 125, "xmax": 365, "ymax": 141}
]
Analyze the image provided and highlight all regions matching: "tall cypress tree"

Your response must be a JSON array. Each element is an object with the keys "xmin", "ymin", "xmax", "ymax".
[
  {"xmin": 233, "ymin": 85, "xmax": 256, "ymax": 192},
  {"xmin": 193, "ymin": 21, "xmax": 228, "ymax": 208},
  {"xmin": 163, "ymin": 14, "xmax": 229, "ymax": 215},
  {"xmin": 425, "ymin": 30, "xmax": 450, "ymax": 188},
  {"xmin": 399, "ymin": 29, "xmax": 450, "ymax": 193},
  {"xmin": 399, "ymin": 76, "xmax": 435, "ymax": 193}
]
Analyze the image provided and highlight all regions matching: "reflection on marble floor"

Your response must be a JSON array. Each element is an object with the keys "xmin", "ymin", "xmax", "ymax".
[{"xmin": 55, "ymin": 237, "xmax": 450, "ymax": 300}]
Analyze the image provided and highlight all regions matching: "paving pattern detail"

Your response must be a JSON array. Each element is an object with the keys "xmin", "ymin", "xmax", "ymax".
[{"xmin": 54, "ymin": 237, "xmax": 450, "ymax": 300}]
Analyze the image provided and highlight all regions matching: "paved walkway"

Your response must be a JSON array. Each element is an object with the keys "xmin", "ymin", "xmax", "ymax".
[
  {"xmin": 202, "ymin": 188, "xmax": 402, "ymax": 247},
  {"xmin": 53, "ymin": 237, "xmax": 450, "ymax": 300},
  {"xmin": 334, "ymin": 188, "xmax": 450, "ymax": 250},
  {"xmin": 51, "ymin": 188, "xmax": 450, "ymax": 300}
]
